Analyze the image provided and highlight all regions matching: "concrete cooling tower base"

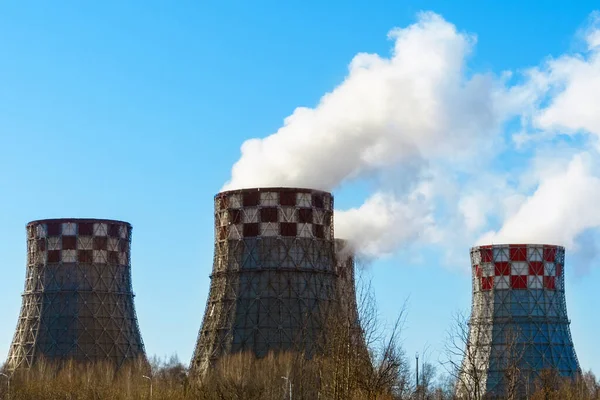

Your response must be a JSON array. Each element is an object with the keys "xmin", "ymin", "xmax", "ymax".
[
  {"xmin": 190, "ymin": 188, "xmax": 363, "ymax": 375},
  {"xmin": 5, "ymin": 219, "xmax": 146, "ymax": 370}
]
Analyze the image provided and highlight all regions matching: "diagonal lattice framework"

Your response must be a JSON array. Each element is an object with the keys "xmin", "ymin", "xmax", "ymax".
[
  {"xmin": 5, "ymin": 219, "xmax": 146, "ymax": 370},
  {"xmin": 190, "ymin": 188, "xmax": 342, "ymax": 375},
  {"xmin": 457, "ymin": 244, "xmax": 580, "ymax": 398},
  {"xmin": 334, "ymin": 239, "xmax": 364, "ymax": 349}
]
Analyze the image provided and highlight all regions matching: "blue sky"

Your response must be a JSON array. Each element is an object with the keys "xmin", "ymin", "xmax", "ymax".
[{"xmin": 2, "ymin": 0, "xmax": 600, "ymax": 377}]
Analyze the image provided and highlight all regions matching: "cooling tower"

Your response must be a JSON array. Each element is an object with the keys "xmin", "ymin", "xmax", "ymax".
[
  {"xmin": 190, "ymin": 188, "xmax": 338, "ymax": 374},
  {"xmin": 458, "ymin": 244, "xmax": 580, "ymax": 398},
  {"xmin": 5, "ymin": 219, "xmax": 146, "ymax": 370}
]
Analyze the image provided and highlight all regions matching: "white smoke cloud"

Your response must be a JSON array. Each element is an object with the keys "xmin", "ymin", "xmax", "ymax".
[
  {"xmin": 479, "ymin": 153, "xmax": 600, "ymax": 249},
  {"xmin": 223, "ymin": 10, "xmax": 600, "ymax": 263},
  {"xmin": 527, "ymin": 13, "xmax": 600, "ymax": 138},
  {"xmin": 479, "ymin": 13, "xmax": 600, "ymax": 254},
  {"xmin": 335, "ymin": 188, "xmax": 439, "ymax": 258},
  {"xmin": 222, "ymin": 12, "xmax": 505, "ymax": 192},
  {"xmin": 223, "ymin": 12, "xmax": 511, "ymax": 255}
]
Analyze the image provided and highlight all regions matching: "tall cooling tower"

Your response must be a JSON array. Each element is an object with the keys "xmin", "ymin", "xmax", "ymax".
[
  {"xmin": 190, "ymin": 188, "xmax": 338, "ymax": 374},
  {"xmin": 5, "ymin": 219, "xmax": 146, "ymax": 369},
  {"xmin": 458, "ymin": 244, "xmax": 580, "ymax": 398}
]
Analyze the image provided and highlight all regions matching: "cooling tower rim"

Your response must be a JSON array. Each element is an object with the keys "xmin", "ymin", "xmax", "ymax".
[
  {"xmin": 216, "ymin": 187, "xmax": 332, "ymax": 198},
  {"xmin": 471, "ymin": 243, "xmax": 565, "ymax": 251},
  {"xmin": 27, "ymin": 218, "xmax": 131, "ymax": 227}
]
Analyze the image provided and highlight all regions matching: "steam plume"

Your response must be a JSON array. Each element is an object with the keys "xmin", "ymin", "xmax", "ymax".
[{"xmin": 223, "ymin": 11, "xmax": 600, "ymax": 263}]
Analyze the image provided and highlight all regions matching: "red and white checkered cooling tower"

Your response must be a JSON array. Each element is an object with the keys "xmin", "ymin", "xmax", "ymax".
[
  {"xmin": 458, "ymin": 244, "xmax": 580, "ymax": 398},
  {"xmin": 5, "ymin": 219, "xmax": 146, "ymax": 369},
  {"xmin": 190, "ymin": 188, "xmax": 341, "ymax": 374}
]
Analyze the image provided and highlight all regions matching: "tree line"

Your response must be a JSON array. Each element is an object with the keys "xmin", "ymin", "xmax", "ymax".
[{"xmin": 1, "ymin": 273, "xmax": 599, "ymax": 399}]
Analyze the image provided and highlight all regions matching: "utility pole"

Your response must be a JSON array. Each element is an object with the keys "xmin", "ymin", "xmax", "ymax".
[
  {"xmin": 282, "ymin": 376, "xmax": 292, "ymax": 400},
  {"xmin": 415, "ymin": 353, "xmax": 419, "ymax": 399},
  {"xmin": 142, "ymin": 375, "xmax": 153, "ymax": 399}
]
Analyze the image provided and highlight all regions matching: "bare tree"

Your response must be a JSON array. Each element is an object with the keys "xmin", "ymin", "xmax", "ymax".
[
  {"xmin": 431, "ymin": 373, "xmax": 458, "ymax": 400},
  {"xmin": 353, "ymin": 265, "xmax": 412, "ymax": 400},
  {"xmin": 583, "ymin": 370, "xmax": 600, "ymax": 399},
  {"xmin": 442, "ymin": 311, "xmax": 526, "ymax": 400},
  {"xmin": 442, "ymin": 311, "xmax": 487, "ymax": 400},
  {"xmin": 419, "ymin": 361, "xmax": 437, "ymax": 399},
  {"xmin": 527, "ymin": 368, "xmax": 600, "ymax": 400},
  {"xmin": 500, "ymin": 326, "xmax": 524, "ymax": 400}
]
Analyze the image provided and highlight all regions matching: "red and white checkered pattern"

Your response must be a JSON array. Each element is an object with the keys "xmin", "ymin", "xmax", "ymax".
[
  {"xmin": 28, "ymin": 220, "xmax": 131, "ymax": 266},
  {"xmin": 471, "ymin": 245, "xmax": 564, "ymax": 292},
  {"xmin": 215, "ymin": 188, "xmax": 334, "ymax": 241}
]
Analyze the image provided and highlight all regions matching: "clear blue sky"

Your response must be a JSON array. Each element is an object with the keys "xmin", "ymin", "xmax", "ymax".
[{"xmin": 1, "ymin": 0, "xmax": 600, "ymax": 376}]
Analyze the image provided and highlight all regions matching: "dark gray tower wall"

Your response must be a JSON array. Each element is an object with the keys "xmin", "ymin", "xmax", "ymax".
[
  {"xmin": 6, "ymin": 219, "xmax": 146, "ymax": 369},
  {"xmin": 334, "ymin": 239, "xmax": 367, "ymax": 354},
  {"xmin": 191, "ymin": 188, "xmax": 338, "ymax": 374},
  {"xmin": 458, "ymin": 244, "xmax": 580, "ymax": 398},
  {"xmin": 334, "ymin": 239, "xmax": 360, "ymax": 328}
]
